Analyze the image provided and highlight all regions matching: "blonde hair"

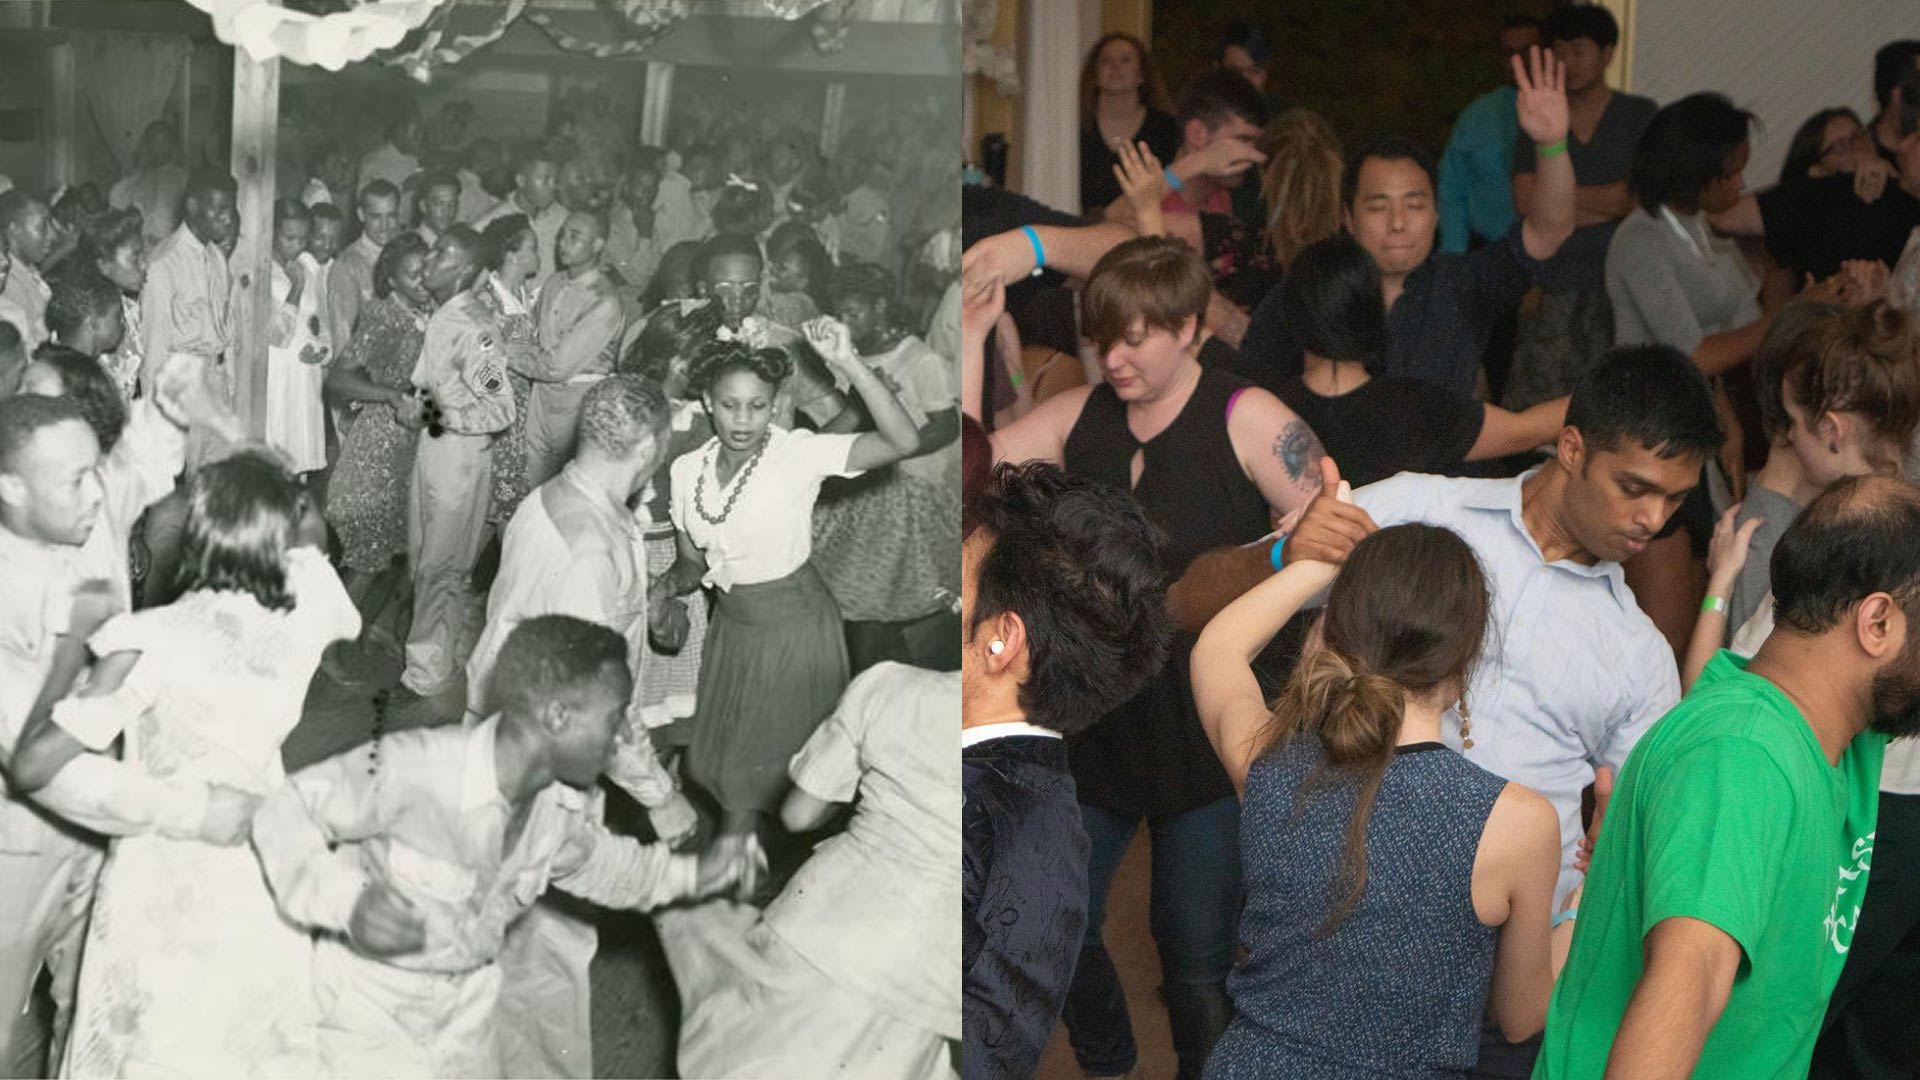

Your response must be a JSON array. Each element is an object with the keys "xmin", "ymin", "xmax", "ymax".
[{"xmin": 1259, "ymin": 109, "xmax": 1345, "ymax": 270}]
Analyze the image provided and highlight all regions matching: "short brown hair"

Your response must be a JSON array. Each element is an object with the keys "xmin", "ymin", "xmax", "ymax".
[
  {"xmin": 1082, "ymin": 235, "xmax": 1211, "ymax": 357},
  {"xmin": 1775, "ymin": 301, "xmax": 1920, "ymax": 450}
]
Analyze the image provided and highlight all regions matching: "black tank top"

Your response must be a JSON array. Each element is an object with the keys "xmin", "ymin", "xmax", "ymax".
[{"xmin": 1063, "ymin": 364, "xmax": 1274, "ymax": 818}]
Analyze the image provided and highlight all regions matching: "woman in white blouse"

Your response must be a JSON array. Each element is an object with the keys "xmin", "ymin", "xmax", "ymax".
[
  {"xmin": 653, "ymin": 323, "xmax": 922, "ymax": 857},
  {"xmin": 263, "ymin": 198, "xmax": 330, "ymax": 474}
]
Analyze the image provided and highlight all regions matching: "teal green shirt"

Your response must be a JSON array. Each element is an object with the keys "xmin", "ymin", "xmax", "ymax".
[
  {"xmin": 1438, "ymin": 85, "xmax": 1519, "ymax": 254},
  {"xmin": 1535, "ymin": 651, "xmax": 1884, "ymax": 1079}
]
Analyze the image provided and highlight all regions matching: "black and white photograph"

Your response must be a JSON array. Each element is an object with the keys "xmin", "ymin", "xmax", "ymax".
[{"xmin": 0, "ymin": 0, "xmax": 960, "ymax": 1077}]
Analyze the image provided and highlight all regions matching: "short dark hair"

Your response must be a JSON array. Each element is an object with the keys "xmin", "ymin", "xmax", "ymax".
[
  {"xmin": 1500, "ymin": 13, "xmax": 1543, "ymax": 35},
  {"xmin": 0, "ymin": 393, "xmax": 87, "ymax": 472},
  {"xmin": 1542, "ymin": 4, "xmax": 1619, "ymax": 49},
  {"xmin": 272, "ymin": 197, "xmax": 309, "ymax": 233},
  {"xmin": 308, "ymin": 202, "xmax": 345, "ymax": 229},
  {"xmin": 176, "ymin": 449, "xmax": 306, "ymax": 611},
  {"xmin": 491, "ymin": 614, "xmax": 630, "ymax": 717},
  {"xmin": 1780, "ymin": 107, "xmax": 1866, "ymax": 185},
  {"xmin": 46, "ymin": 273, "xmax": 121, "ymax": 345},
  {"xmin": 28, "ymin": 344, "xmax": 126, "ymax": 452},
  {"xmin": 79, "ymin": 207, "xmax": 144, "ymax": 269},
  {"xmin": 1341, "ymin": 134, "xmax": 1437, "ymax": 208},
  {"xmin": 356, "ymin": 179, "xmax": 401, "ymax": 210},
  {"xmin": 697, "ymin": 232, "xmax": 763, "ymax": 281},
  {"xmin": 1874, "ymin": 40, "xmax": 1920, "ymax": 109},
  {"xmin": 1214, "ymin": 22, "xmax": 1273, "ymax": 66},
  {"xmin": 184, "ymin": 168, "xmax": 237, "ymax": 205},
  {"xmin": 1630, "ymin": 93, "xmax": 1756, "ymax": 214},
  {"xmin": 623, "ymin": 299, "xmax": 722, "ymax": 389},
  {"xmin": 1279, "ymin": 235, "xmax": 1385, "ymax": 370},
  {"xmin": 1566, "ymin": 344, "xmax": 1723, "ymax": 460},
  {"xmin": 478, "ymin": 213, "xmax": 533, "ymax": 273},
  {"xmin": 416, "ymin": 169, "xmax": 461, "ymax": 199},
  {"xmin": 1175, "ymin": 69, "xmax": 1270, "ymax": 133},
  {"xmin": 1772, "ymin": 476, "xmax": 1920, "ymax": 635},
  {"xmin": 372, "ymin": 231, "xmax": 430, "ymax": 300},
  {"xmin": 438, "ymin": 224, "xmax": 485, "ymax": 268},
  {"xmin": 967, "ymin": 461, "xmax": 1171, "ymax": 734},
  {"xmin": 0, "ymin": 190, "xmax": 42, "ymax": 235},
  {"xmin": 825, "ymin": 262, "xmax": 895, "ymax": 313},
  {"xmin": 765, "ymin": 220, "xmax": 832, "ymax": 298}
]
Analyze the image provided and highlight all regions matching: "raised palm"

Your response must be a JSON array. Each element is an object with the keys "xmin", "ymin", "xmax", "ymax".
[{"xmin": 1512, "ymin": 45, "xmax": 1569, "ymax": 147}]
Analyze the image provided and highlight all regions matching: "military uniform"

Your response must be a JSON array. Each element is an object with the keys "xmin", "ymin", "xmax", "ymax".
[{"xmin": 400, "ymin": 279, "xmax": 516, "ymax": 696}]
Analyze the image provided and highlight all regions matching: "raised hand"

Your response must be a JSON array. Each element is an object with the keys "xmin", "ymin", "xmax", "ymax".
[
  {"xmin": 1283, "ymin": 457, "xmax": 1377, "ymax": 568},
  {"xmin": 960, "ymin": 228, "xmax": 1041, "ymax": 292},
  {"xmin": 1574, "ymin": 767, "xmax": 1615, "ymax": 873},
  {"xmin": 1852, "ymin": 155, "xmax": 1891, "ymax": 204},
  {"xmin": 1704, "ymin": 505, "xmax": 1763, "ymax": 595},
  {"xmin": 1188, "ymin": 133, "xmax": 1268, "ymax": 182},
  {"xmin": 1113, "ymin": 139, "xmax": 1170, "ymax": 232},
  {"xmin": 801, "ymin": 316, "xmax": 862, "ymax": 377},
  {"xmin": 349, "ymin": 880, "xmax": 427, "ymax": 957},
  {"xmin": 1513, "ymin": 45, "xmax": 1570, "ymax": 148},
  {"xmin": 960, "ymin": 277, "xmax": 1006, "ymax": 351}
]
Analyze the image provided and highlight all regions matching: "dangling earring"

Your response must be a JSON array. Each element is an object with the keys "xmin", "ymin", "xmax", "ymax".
[{"xmin": 1459, "ymin": 696, "xmax": 1474, "ymax": 750}]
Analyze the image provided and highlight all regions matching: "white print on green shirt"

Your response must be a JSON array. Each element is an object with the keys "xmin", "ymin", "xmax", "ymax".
[{"xmin": 1825, "ymin": 831, "xmax": 1875, "ymax": 954}]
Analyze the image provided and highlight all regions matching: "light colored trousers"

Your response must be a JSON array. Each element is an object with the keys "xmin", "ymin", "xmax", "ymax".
[
  {"xmin": 403, "ymin": 432, "xmax": 494, "ymax": 695},
  {"xmin": 0, "ymin": 842, "xmax": 96, "ymax": 1080},
  {"xmin": 522, "ymin": 381, "xmax": 596, "ymax": 494},
  {"xmin": 493, "ymin": 900, "xmax": 596, "ymax": 1079},
  {"xmin": 312, "ymin": 939, "xmax": 501, "ymax": 1079}
]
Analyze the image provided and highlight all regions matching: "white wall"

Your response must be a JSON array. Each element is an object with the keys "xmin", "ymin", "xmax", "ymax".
[{"xmin": 1628, "ymin": 0, "xmax": 1920, "ymax": 186}]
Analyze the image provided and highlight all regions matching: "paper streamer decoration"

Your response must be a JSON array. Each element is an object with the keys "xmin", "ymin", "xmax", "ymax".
[{"xmin": 179, "ymin": 0, "xmax": 445, "ymax": 71}]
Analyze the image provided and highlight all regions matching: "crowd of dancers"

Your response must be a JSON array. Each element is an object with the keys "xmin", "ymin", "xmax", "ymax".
[
  {"xmin": 961, "ymin": 16, "xmax": 1920, "ymax": 1080},
  {"xmin": 0, "ymin": 82, "xmax": 961, "ymax": 1079}
]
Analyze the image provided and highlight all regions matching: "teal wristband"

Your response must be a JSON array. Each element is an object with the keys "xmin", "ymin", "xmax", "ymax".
[
  {"xmin": 1163, "ymin": 165, "xmax": 1184, "ymax": 191},
  {"xmin": 1552, "ymin": 907, "xmax": 1578, "ymax": 929},
  {"xmin": 1269, "ymin": 537, "xmax": 1286, "ymax": 571},
  {"xmin": 1019, "ymin": 225, "xmax": 1045, "ymax": 273}
]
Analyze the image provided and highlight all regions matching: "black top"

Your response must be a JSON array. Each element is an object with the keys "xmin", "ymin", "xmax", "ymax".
[
  {"xmin": 1756, "ymin": 173, "xmax": 1920, "ymax": 280},
  {"xmin": 1275, "ymin": 375, "xmax": 1485, "ymax": 489},
  {"xmin": 1080, "ymin": 109, "xmax": 1183, "ymax": 215},
  {"xmin": 1199, "ymin": 209, "xmax": 1277, "ymax": 310},
  {"xmin": 1512, "ymin": 91, "xmax": 1659, "ymax": 292},
  {"xmin": 1063, "ymin": 365, "xmax": 1273, "ymax": 818},
  {"xmin": 962, "ymin": 734, "xmax": 1089, "ymax": 1080},
  {"xmin": 1236, "ymin": 225, "xmax": 1546, "ymax": 400}
]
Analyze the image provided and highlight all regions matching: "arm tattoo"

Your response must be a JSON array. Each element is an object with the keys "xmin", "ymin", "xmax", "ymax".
[{"xmin": 1272, "ymin": 421, "xmax": 1326, "ymax": 491}]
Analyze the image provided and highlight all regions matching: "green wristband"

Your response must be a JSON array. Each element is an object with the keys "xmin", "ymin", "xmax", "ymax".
[
  {"xmin": 1537, "ymin": 139, "xmax": 1569, "ymax": 158},
  {"xmin": 1701, "ymin": 595, "xmax": 1727, "ymax": 614}
]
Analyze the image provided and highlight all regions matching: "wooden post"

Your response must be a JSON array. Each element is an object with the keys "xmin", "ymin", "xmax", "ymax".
[
  {"xmin": 229, "ymin": 48, "xmax": 279, "ymax": 439},
  {"xmin": 640, "ymin": 61, "xmax": 674, "ymax": 147},
  {"xmin": 821, "ymin": 81, "xmax": 847, "ymax": 158},
  {"xmin": 48, "ymin": 40, "xmax": 75, "ymax": 190}
]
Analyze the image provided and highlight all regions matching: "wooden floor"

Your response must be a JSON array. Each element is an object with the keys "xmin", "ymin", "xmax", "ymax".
[{"xmin": 1036, "ymin": 829, "xmax": 1181, "ymax": 1080}]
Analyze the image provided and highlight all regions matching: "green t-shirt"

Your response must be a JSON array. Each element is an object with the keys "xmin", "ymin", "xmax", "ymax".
[{"xmin": 1534, "ymin": 651, "xmax": 1884, "ymax": 1079}]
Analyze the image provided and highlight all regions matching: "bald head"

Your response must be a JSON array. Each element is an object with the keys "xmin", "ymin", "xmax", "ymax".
[
  {"xmin": 1773, "ymin": 475, "xmax": 1920, "ymax": 636},
  {"xmin": 555, "ymin": 210, "xmax": 608, "ymax": 274}
]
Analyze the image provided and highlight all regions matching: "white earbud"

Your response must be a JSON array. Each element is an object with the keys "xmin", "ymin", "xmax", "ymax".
[{"xmin": 988, "ymin": 640, "xmax": 1005, "ymax": 655}]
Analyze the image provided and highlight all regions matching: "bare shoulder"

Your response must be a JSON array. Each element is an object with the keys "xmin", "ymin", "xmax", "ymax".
[{"xmin": 1485, "ymin": 781, "xmax": 1560, "ymax": 861}]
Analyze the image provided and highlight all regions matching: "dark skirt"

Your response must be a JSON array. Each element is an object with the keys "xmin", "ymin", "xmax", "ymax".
[{"xmin": 686, "ymin": 563, "xmax": 848, "ymax": 817}]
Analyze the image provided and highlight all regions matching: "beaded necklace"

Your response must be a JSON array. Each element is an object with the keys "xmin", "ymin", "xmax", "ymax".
[{"xmin": 695, "ymin": 433, "xmax": 771, "ymax": 525}]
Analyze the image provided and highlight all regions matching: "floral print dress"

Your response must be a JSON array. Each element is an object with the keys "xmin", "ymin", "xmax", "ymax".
[{"xmin": 326, "ymin": 296, "xmax": 428, "ymax": 574}]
